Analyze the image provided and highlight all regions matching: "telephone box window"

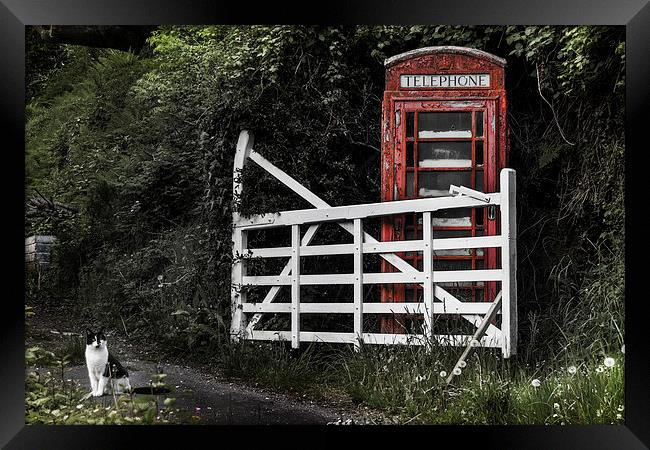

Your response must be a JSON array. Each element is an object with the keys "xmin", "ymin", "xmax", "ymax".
[
  {"xmin": 418, "ymin": 171, "xmax": 472, "ymax": 197},
  {"xmin": 475, "ymin": 140, "xmax": 484, "ymax": 165},
  {"xmin": 406, "ymin": 172, "xmax": 414, "ymax": 197},
  {"xmin": 418, "ymin": 112, "xmax": 472, "ymax": 138},
  {"xmin": 406, "ymin": 112, "xmax": 414, "ymax": 138},
  {"xmin": 418, "ymin": 141, "xmax": 472, "ymax": 168},
  {"xmin": 432, "ymin": 208, "xmax": 473, "ymax": 227},
  {"xmin": 476, "ymin": 111, "xmax": 484, "ymax": 137},
  {"xmin": 406, "ymin": 141, "xmax": 414, "ymax": 167}
]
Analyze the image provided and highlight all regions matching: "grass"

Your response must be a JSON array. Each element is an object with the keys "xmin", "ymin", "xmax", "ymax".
[{"xmin": 215, "ymin": 339, "xmax": 624, "ymax": 425}]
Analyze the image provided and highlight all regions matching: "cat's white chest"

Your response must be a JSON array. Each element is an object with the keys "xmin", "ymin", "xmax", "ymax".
[{"xmin": 86, "ymin": 346, "xmax": 108, "ymax": 374}]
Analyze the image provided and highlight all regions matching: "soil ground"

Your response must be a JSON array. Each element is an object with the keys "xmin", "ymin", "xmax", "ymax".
[{"xmin": 25, "ymin": 301, "xmax": 390, "ymax": 425}]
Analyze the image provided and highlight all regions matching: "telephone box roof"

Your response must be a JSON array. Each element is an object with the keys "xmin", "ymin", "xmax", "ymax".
[{"xmin": 384, "ymin": 46, "xmax": 507, "ymax": 68}]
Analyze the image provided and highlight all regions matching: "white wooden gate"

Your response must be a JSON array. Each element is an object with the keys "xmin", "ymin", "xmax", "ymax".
[{"xmin": 230, "ymin": 130, "xmax": 517, "ymax": 357}]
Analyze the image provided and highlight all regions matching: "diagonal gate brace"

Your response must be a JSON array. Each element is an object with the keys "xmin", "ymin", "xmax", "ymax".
[{"xmin": 232, "ymin": 130, "xmax": 498, "ymax": 339}]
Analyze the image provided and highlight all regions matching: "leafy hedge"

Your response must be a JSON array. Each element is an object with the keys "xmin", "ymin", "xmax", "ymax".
[{"xmin": 25, "ymin": 26, "xmax": 624, "ymax": 361}]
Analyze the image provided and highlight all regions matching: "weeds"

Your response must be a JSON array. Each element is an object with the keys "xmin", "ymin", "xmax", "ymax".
[
  {"xmin": 25, "ymin": 346, "xmax": 192, "ymax": 425},
  {"xmin": 215, "ymin": 339, "xmax": 624, "ymax": 425}
]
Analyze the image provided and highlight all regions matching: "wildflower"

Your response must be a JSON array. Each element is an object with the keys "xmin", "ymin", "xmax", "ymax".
[
  {"xmin": 453, "ymin": 368, "xmax": 461, "ymax": 376},
  {"xmin": 596, "ymin": 366, "xmax": 604, "ymax": 373},
  {"xmin": 568, "ymin": 366, "xmax": 577, "ymax": 374},
  {"xmin": 553, "ymin": 402, "xmax": 560, "ymax": 410},
  {"xmin": 470, "ymin": 339, "xmax": 480, "ymax": 348},
  {"xmin": 616, "ymin": 413, "xmax": 623, "ymax": 420},
  {"xmin": 604, "ymin": 357, "xmax": 615, "ymax": 368},
  {"xmin": 157, "ymin": 275, "xmax": 163, "ymax": 281},
  {"xmin": 458, "ymin": 361, "xmax": 467, "ymax": 368},
  {"xmin": 531, "ymin": 379, "xmax": 541, "ymax": 388},
  {"xmin": 439, "ymin": 371, "xmax": 447, "ymax": 378},
  {"xmin": 617, "ymin": 405, "xmax": 624, "ymax": 412}
]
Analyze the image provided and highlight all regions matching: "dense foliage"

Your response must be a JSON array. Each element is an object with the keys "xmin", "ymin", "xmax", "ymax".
[{"xmin": 26, "ymin": 25, "xmax": 624, "ymax": 369}]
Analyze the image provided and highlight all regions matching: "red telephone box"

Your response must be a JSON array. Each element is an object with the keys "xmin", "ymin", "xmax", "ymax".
[{"xmin": 380, "ymin": 47, "xmax": 508, "ymax": 333}]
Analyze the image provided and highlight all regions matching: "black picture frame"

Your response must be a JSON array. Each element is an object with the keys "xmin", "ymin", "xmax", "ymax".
[{"xmin": 2, "ymin": 1, "xmax": 648, "ymax": 448}]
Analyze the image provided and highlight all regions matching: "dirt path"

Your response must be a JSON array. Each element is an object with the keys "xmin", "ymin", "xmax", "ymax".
[{"xmin": 26, "ymin": 302, "xmax": 386, "ymax": 425}]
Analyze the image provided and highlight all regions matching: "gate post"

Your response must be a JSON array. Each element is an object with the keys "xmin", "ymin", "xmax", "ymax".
[
  {"xmin": 500, "ymin": 169, "xmax": 517, "ymax": 357},
  {"xmin": 422, "ymin": 212, "xmax": 434, "ymax": 347},
  {"xmin": 231, "ymin": 131, "xmax": 254, "ymax": 341},
  {"xmin": 291, "ymin": 224, "xmax": 301, "ymax": 349},
  {"xmin": 353, "ymin": 218, "xmax": 364, "ymax": 350}
]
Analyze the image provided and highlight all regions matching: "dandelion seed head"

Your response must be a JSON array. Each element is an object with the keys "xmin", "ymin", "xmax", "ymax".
[
  {"xmin": 157, "ymin": 274, "xmax": 163, "ymax": 281},
  {"xmin": 453, "ymin": 368, "xmax": 462, "ymax": 376},
  {"xmin": 604, "ymin": 357, "xmax": 615, "ymax": 368},
  {"xmin": 470, "ymin": 339, "xmax": 480, "ymax": 347},
  {"xmin": 459, "ymin": 361, "xmax": 467, "ymax": 368},
  {"xmin": 531, "ymin": 379, "xmax": 541, "ymax": 388},
  {"xmin": 439, "ymin": 371, "xmax": 447, "ymax": 378},
  {"xmin": 568, "ymin": 366, "xmax": 577, "ymax": 374}
]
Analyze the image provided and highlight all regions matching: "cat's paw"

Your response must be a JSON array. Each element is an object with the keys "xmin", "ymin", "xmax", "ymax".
[{"xmin": 92, "ymin": 391, "xmax": 103, "ymax": 397}]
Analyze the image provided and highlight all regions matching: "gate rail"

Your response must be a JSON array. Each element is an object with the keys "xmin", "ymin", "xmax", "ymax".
[{"xmin": 230, "ymin": 130, "xmax": 517, "ymax": 357}]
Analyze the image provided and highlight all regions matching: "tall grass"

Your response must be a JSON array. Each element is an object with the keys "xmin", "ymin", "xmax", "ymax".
[{"xmin": 217, "ymin": 339, "xmax": 624, "ymax": 425}]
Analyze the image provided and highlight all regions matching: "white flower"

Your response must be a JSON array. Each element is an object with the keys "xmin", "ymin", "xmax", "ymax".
[
  {"xmin": 157, "ymin": 274, "xmax": 163, "ymax": 281},
  {"xmin": 568, "ymin": 366, "xmax": 577, "ymax": 374},
  {"xmin": 453, "ymin": 368, "xmax": 462, "ymax": 376},
  {"xmin": 604, "ymin": 357, "xmax": 615, "ymax": 368},
  {"xmin": 531, "ymin": 379, "xmax": 541, "ymax": 388},
  {"xmin": 470, "ymin": 339, "xmax": 480, "ymax": 348},
  {"xmin": 439, "ymin": 371, "xmax": 447, "ymax": 378},
  {"xmin": 617, "ymin": 405, "xmax": 624, "ymax": 412},
  {"xmin": 596, "ymin": 366, "xmax": 604, "ymax": 373},
  {"xmin": 458, "ymin": 361, "xmax": 467, "ymax": 368},
  {"xmin": 553, "ymin": 402, "xmax": 560, "ymax": 410}
]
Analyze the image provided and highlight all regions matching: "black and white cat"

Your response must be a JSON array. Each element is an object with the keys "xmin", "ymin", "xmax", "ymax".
[{"xmin": 85, "ymin": 329, "xmax": 132, "ymax": 397}]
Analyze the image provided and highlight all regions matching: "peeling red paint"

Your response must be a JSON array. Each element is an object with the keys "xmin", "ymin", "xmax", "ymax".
[{"xmin": 380, "ymin": 47, "xmax": 509, "ymax": 334}]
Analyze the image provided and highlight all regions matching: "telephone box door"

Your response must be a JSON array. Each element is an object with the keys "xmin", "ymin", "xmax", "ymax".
[{"xmin": 380, "ymin": 100, "xmax": 500, "ymax": 333}]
